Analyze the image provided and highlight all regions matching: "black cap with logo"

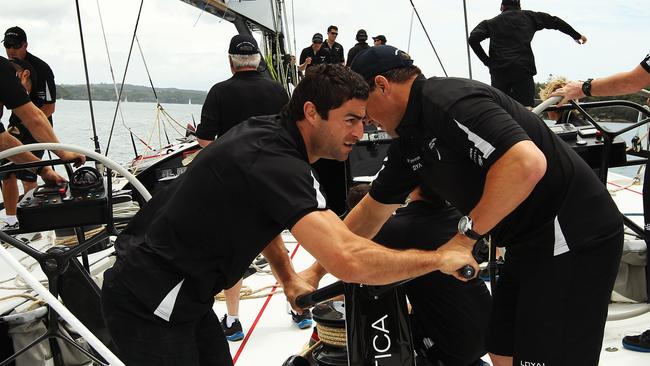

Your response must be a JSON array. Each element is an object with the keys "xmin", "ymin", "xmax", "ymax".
[
  {"xmin": 228, "ymin": 34, "xmax": 259, "ymax": 55},
  {"xmin": 349, "ymin": 45, "xmax": 413, "ymax": 80},
  {"xmin": 312, "ymin": 33, "xmax": 324, "ymax": 43},
  {"xmin": 355, "ymin": 29, "xmax": 368, "ymax": 42},
  {"xmin": 3, "ymin": 26, "xmax": 27, "ymax": 48}
]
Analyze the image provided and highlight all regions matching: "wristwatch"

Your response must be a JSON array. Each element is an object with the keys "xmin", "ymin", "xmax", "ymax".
[
  {"xmin": 458, "ymin": 216, "xmax": 484, "ymax": 241},
  {"xmin": 581, "ymin": 78, "xmax": 594, "ymax": 97}
]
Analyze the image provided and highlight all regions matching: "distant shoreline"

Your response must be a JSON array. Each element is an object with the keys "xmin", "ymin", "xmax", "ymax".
[{"xmin": 56, "ymin": 83, "xmax": 207, "ymax": 105}]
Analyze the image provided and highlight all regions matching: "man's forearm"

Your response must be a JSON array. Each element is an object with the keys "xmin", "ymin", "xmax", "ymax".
[
  {"xmin": 261, "ymin": 234, "xmax": 297, "ymax": 285},
  {"xmin": 0, "ymin": 132, "xmax": 44, "ymax": 164},
  {"xmin": 592, "ymin": 65, "xmax": 650, "ymax": 97},
  {"xmin": 40, "ymin": 103, "xmax": 55, "ymax": 118},
  {"xmin": 13, "ymin": 102, "xmax": 60, "ymax": 144}
]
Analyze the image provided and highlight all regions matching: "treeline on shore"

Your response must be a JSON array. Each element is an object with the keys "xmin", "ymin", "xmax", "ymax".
[{"xmin": 57, "ymin": 83, "xmax": 207, "ymax": 105}]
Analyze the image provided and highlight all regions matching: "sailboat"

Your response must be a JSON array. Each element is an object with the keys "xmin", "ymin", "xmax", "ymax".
[{"xmin": 0, "ymin": 1, "xmax": 648, "ymax": 365}]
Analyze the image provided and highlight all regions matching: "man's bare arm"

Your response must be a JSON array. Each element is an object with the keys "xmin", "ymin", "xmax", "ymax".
[
  {"xmin": 292, "ymin": 209, "xmax": 476, "ymax": 285},
  {"xmin": 40, "ymin": 103, "xmax": 55, "ymax": 118}
]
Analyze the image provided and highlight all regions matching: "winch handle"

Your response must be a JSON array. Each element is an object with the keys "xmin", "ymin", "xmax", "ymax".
[{"xmin": 295, "ymin": 281, "xmax": 345, "ymax": 309}]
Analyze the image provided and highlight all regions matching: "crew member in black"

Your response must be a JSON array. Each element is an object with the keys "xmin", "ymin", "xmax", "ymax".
[
  {"xmin": 0, "ymin": 56, "xmax": 71, "ymax": 183},
  {"xmin": 197, "ymin": 34, "xmax": 290, "ymax": 341},
  {"xmin": 4, "ymin": 26, "xmax": 57, "ymax": 119},
  {"xmin": 3, "ymin": 26, "xmax": 60, "ymax": 228},
  {"xmin": 468, "ymin": 0, "xmax": 587, "ymax": 107},
  {"xmin": 347, "ymin": 184, "xmax": 491, "ymax": 366},
  {"xmin": 197, "ymin": 34, "xmax": 288, "ymax": 147},
  {"xmin": 299, "ymin": 33, "xmax": 330, "ymax": 72},
  {"xmin": 303, "ymin": 46, "xmax": 622, "ymax": 365},
  {"xmin": 345, "ymin": 29, "xmax": 370, "ymax": 67},
  {"xmin": 322, "ymin": 25, "xmax": 344, "ymax": 64},
  {"xmin": 100, "ymin": 64, "xmax": 477, "ymax": 366}
]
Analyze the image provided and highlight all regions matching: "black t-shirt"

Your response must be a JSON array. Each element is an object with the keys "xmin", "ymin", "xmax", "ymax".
[
  {"xmin": 641, "ymin": 52, "xmax": 650, "ymax": 74},
  {"xmin": 346, "ymin": 42, "xmax": 370, "ymax": 67},
  {"xmin": 7, "ymin": 52, "xmax": 56, "ymax": 143},
  {"xmin": 112, "ymin": 115, "xmax": 328, "ymax": 323},
  {"xmin": 370, "ymin": 75, "xmax": 621, "ymax": 250},
  {"xmin": 197, "ymin": 71, "xmax": 288, "ymax": 140},
  {"xmin": 321, "ymin": 41, "xmax": 345, "ymax": 64},
  {"xmin": 468, "ymin": 10, "xmax": 581, "ymax": 76},
  {"xmin": 0, "ymin": 56, "xmax": 30, "ymax": 133},
  {"xmin": 299, "ymin": 46, "xmax": 331, "ymax": 68}
]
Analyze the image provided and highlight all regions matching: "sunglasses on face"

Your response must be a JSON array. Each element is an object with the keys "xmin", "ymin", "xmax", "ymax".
[
  {"xmin": 3, "ymin": 42, "xmax": 22, "ymax": 49},
  {"xmin": 330, "ymin": 32, "xmax": 338, "ymax": 35}
]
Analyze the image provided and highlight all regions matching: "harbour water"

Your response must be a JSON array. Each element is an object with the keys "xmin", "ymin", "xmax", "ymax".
[{"xmin": 52, "ymin": 99, "xmax": 202, "ymax": 165}]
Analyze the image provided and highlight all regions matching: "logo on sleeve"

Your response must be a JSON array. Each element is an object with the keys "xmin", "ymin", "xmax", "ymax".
[
  {"xmin": 406, "ymin": 156, "xmax": 423, "ymax": 171},
  {"xmin": 469, "ymin": 147, "xmax": 485, "ymax": 167}
]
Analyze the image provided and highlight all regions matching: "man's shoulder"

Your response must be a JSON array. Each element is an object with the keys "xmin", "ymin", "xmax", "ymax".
[{"xmin": 26, "ymin": 52, "xmax": 53, "ymax": 75}]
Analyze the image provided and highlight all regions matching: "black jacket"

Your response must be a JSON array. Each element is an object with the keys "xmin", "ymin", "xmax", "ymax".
[{"xmin": 468, "ymin": 10, "xmax": 582, "ymax": 76}]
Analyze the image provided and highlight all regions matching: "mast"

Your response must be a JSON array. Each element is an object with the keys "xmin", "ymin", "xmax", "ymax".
[{"xmin": 463, "ymin": 0, "xmax": 473, "ymax": 79}]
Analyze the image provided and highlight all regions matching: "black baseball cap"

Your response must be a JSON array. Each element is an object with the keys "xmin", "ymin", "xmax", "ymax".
[
  {"xmin": 228, "ymin": 34, "xmax": 259, "ymax": 55},
  {"xmin": 372, "ymin": 35, "xmax": 387, "ymax": 43},
  {"xmin": 356, "ymin": 29, "xmax": 368, "ymax": 42},
  {"xmin": 312, "ymin": 33, "xmax": 324, "ymax": 43},
  {"xmin": 501, "ymin": 0, "xmax": 521, "ymax": 6},
  {"xmin": 3, "ymin": 26, "xmax": 27, "ymax": 48},
  {"xmin": 350, "ymin": 45, "xmax": 413, "ymax": 80}
]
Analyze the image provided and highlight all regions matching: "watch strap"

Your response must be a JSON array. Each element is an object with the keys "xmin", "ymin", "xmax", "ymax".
[{"xmin": 582, "ymin": 78, "xmax": 594, "ymax": 97}]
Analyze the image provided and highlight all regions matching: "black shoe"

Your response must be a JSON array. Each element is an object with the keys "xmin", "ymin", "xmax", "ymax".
[
  {"xmin": 220, "ymin": 314, "xmax": 245, "ymax": 341},
  {"xmin": 622, "ymin": 329, "xmax": 650, "ymax": 352},
  {"xmin": 291, "ymin": 309, "xmax": 313, "ymax": 329}
]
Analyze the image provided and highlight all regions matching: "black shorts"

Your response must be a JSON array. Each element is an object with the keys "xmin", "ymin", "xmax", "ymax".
[
  {"xmin": 486, "ymin": 224, "xmax": 623, "ymax": 365},
  {"xmin": 0, "ymin": 150, "xmax": 45, "ymax": 182},
  {"xmin": 101, "ymin": 268, "xmax": 233, "ymax": 366}
]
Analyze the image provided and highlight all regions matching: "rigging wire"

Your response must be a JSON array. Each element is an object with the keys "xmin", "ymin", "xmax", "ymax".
[
  {"xmin": 408, "ymin": 0, "xmax": 448, "ymax": 77},
  {"xmin": 407, "ymin": 8, "xmax": 414, "ymax": 53},
  {"xmin": 105, "ymin": 0, "xmax": 146, "ymax": 156},
  {"xmin": 462, "ymin": 0, "xmax": 473, "ymax": 79},
  {"xmin": 74, "ymin": 0, "xmax": 101, "ymax": 154},
  {"xmin": 95, "ymin": 0, "xmax": 152, "ymax": 155}
]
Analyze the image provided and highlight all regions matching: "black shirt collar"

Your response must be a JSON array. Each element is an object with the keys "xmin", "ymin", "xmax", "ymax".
[
  {"xmin": 395, "ymin": 74, "xmax": 427, "ymax": 137},
  {"xmin": 233, "ymin": 70, "xmax": 262, "ymax": 78},
  {"xmin": 281, "ymin": 114, "xmax": 310, "ymax": 162}
]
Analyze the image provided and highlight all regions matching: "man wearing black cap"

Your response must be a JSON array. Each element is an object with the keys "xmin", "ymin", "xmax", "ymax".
[
  {"xmin": 338, "ymin": 45, "xmax": 620, "ymax": 365},
  {"xmin": 0, "ymin": 55, "xmax": 78, "ymax": 185},
  {"xmin": 101, "ymin": 64, "xmax": 476, "ymax": 366},
  {"xmin": 322, "ymin": 25, "xmax": 345, "ymax": 65},
  {"xmin": 372, "ymin": 35, "xmax": 387, "ymax": 46},
  {"xmin": 197, "ymin": 34, "xmax": 288, "ymax": 147},
  {"xmin": 197, "ymin": 34, "xmax": 289, "ymax": 340},
  {"xmin": 468, "ymin": 0, "xmax": 587, "ymax": 107},
  {"xmin": 345, "ymin": 29, "xmax": 370, "ymax": 67},
  {"xmin": 3, "ymin": 26, "xmax": 60, "ymax": 229},
  {"xmin": 299, "ymin": 33, "xmax": 331, "ymax": 71}
]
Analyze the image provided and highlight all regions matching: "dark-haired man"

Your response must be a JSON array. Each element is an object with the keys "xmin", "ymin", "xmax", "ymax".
[
  {"xmin": 336, "ymin": 46, "xmax": 621, "ymax": 365},
  {"xmin": 345, "ymin": 29, "xmax": 370, "ymax": 67},
  {"xmin": 197, "ymin": 34, "xmax": 289, "ymax": 341},
  {"xmin": 101, "ymin": 64, "xmax": 477, "ymax": 366},
  {"xmin": 468, "ymin": 0, "xmax": 587, "ymax": 107},
  {"xmin": 372, "ymin": 35, "xmax": 387, "ymax": 46},
  {"xmin": 322, "ymin": 25, "xmax": 344, "ymax": 65},
  {"xmin": 299, "ymin": 33, "xmax": 330, "ymax": 71}
]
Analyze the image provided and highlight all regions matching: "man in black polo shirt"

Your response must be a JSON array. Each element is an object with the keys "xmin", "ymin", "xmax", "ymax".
[
  {"xmin": 3, "ymin": 26, "xmax": 60, "ymax": 229},
  {"xmin": 340, "ymin": 46, "xmax": 622, "ymax": 365},
  {"xmin": 0, "ymin": 56, "xmax": 75, "ymax": 184},
  {"xmin": 298, "ymin": 33, "xmax": 330, "ymax": 72},
  {"xmin": 321, "ymin": 25, "xmax": 344, "ymax": 65},
  {"xmin": 196, "ymin": 34, "xmax": 290, "ymax": 341},
  {"xmin": 346, "ymin": 29, "xmax": 370, "ymax": 67},
  {"xmin": 101, "ymin": 64, "xmax": 477, "ymax": 366},
  {"xmin": 468, "ymin": 0, "xmax": 587, "ymax": 107},
  {"xmin": 197, "ymin": 34, "xmax": 288, "ymax": 146}
]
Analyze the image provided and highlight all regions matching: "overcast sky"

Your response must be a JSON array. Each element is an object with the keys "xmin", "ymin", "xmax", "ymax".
[{"xmin": 1, "ymin": 0, "xmax": 647, "ymax": 92}]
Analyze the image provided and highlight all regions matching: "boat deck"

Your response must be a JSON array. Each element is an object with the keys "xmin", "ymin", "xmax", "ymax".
[{"xmin": 0, "ymin": 172, "xmax": 648, "ymax": 365}]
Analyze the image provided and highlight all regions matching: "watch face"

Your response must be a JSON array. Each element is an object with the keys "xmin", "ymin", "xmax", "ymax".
[{"xmin": 458, "ymin": 216, "xmax": 471, "ymax": 233}]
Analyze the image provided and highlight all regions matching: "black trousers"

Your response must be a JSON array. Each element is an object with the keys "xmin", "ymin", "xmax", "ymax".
[
  {"xmin": 101, "ymin": 268, "xmax": 233, "ymax": 366},
  {"xmin": 490, "ymin": 71, "xmax": 535, "ymax": 107}
]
